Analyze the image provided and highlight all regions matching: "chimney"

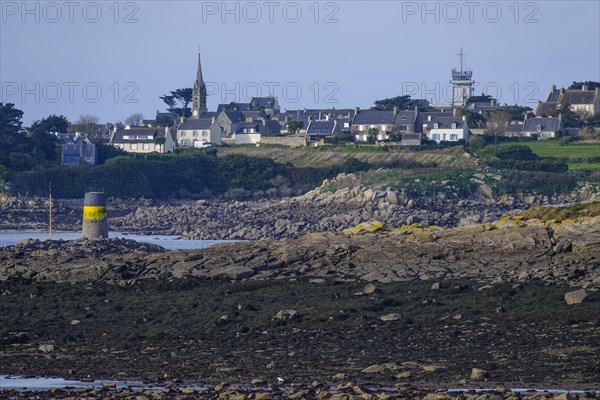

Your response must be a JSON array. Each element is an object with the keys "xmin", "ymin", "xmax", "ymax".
[
  {"xmin": 165, "ymin": 126, "xmax": 169, "ymax": 134},
  {"xmin": 560, "ymin": 88, "xmax": 565, "ymax": 96},
  {"xmin": 453, "ymin": 108, "xmax": 457, "ymax": 117},
  {"xmin": 393, "ymin": 106, "xmax": 398, "ymax": 116},
  {"xmin": 524, "ymin": 113, "xmax": 528, "ymax": 121},
  {"xmin": 211, "ymin": 116, "xmax": 216, "ymax": 124},
  {"xmin": 428, "ymin": 115, "xmax": 432, "ymax": 122},
  {"xmin": 112, "ymin": 122, "xmax": 118, "ymax": 132},
  {"xmin": 354, "ymin": 107, "xmax": 359, "ymax": 116},
  {"xmin": 582, "ymin": 84, "xmax": 588, "ymax": 91},
  {"xmin": 558, "ymin": 113, "xmax": 562, "ymax": 122},
  {"xmin": 491, "ymin": 99, "xmax": 497, "ymax": 106},
  {"xmin": 551, "ymin": 84, "xmax": 556, "ymax": 92},
  {"xmin": 125, "ymin": 123, "xmax": 131, "ymax": 130}
]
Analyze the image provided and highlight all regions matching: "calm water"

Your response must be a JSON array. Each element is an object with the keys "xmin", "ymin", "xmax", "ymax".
[{"xmin": 0, "ymin": 231, "xmax": 229, "ymax": 250}]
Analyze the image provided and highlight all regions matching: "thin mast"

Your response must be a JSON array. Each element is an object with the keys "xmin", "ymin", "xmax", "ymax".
[{"xmin": 49, "ymin": 182, "xmax": 52, "ymax": 240}]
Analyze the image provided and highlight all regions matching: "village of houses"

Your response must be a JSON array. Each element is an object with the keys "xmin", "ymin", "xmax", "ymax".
[{"xmin": 58, "ymin": 53, "xmax": 600, "ymax": 165}]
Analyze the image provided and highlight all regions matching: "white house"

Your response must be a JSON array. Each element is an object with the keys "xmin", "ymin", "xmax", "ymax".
[
  {"xmin": 110, "ymin": 126, "xmax": 176, "ymax": 153},
  {"xmin": 177, "ymin": 117, "xmax": 222, "ymax": 147},
  {"xmin": 424, "ymin": 115, "xmax": 469, "ymax": 143}
]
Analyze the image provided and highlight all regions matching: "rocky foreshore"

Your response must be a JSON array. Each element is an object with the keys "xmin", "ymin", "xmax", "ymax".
[
  {"xmin": 2, "ymin": 383, "xmax": 599, "ymax": 400},
  {"xmin": 1, "ymin": 215, "xmax": 599, "ymax": 288},
  {"xmin": 2, "ymin": 176, "xmax": 599, "ymax": 241}
]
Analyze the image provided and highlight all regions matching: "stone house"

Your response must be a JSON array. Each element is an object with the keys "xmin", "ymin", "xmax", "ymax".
[{"xmin": 536, "ymin": 85, "xmax": 600, "ymax": 117}]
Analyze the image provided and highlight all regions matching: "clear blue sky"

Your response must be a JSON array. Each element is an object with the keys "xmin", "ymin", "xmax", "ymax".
[{"xmin": 1, "ymin": 0, "xmax": 599, "ymax": 125}]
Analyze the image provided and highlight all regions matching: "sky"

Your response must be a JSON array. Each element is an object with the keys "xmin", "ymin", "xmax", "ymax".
[{"xmin": 1, "ymin": 0, "xmax": 599, "ymax": 126}]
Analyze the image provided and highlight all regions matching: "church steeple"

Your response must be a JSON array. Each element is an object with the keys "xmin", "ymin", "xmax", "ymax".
[{"xmin": 192, "ymin": 52, "xmax": 207, "ymax": 118}]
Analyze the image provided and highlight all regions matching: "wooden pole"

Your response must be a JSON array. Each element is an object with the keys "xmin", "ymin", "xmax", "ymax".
[{"xmin": 49, "ymin": 182, "xmax": 52, "ymax": 240}]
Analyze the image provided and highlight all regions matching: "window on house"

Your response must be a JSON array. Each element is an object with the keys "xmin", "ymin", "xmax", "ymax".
[
  {"xmin": 123, "ymin": 135, "xmax": 129, "ymax": 140},
  {"xmin": 193, "ymin": 131, "xmax": 198, "ymax": 137},
  {"xmin": 359, "ymin": 125, "xmax": 364, "ymax": 131},
  {"xmin": 399, "ymin": 124, "xmax": 407, "ymax": 131},
  {"xmin": 450, "ymin": 134, "xmax": 459, "ymax": 141},
  {"xmin": 181, "ymin": 131, "xmax": 186, "ymax": 137},
  {"xmin": 131, "ymin": 144, "xmax": 138, "ymax": 150},
  {"xmin": 202, "ymin": 131, "xmax": 208, "ymax": 137},
  {"xmin": 143, "ymin": 143, "xmax": 149, "ymax": 150},
  {"xmin": 451, "ymin": 123, "xmax": 457, "ymax": 129},
  {"xmin": 401, "ymin": 116, "xmax": 407, "ymax": 120},
  {"xmin": 432, "ymin": 134, "xmax": 440, "ymax": 141},
  {"xmin": 147, "ymin": 135, "xmax": 153, "ymax": 140},
  {"xmin": 433, "ymin": 123, "xmax": 439, "ymax": 129}
]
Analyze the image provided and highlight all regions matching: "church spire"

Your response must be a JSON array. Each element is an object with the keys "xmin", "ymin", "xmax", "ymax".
[{"xmin": 192, "ymin": 52, "xmax": 207, "ymax": 118}]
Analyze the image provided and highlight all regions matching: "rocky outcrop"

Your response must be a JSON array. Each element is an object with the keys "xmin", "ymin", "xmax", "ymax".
[
  {"xmin": 2, "ymin": 216, "xmax": 599, "ymax": 287},
  {"xmin": 2, "ymin": 179, "xmax": 599, "ymax": 242}
]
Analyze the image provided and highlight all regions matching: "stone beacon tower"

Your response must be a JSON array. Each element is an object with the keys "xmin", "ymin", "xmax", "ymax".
[
  {"xmin": 191, "ymin": 52, "xmax": 208, "ymax": 119},
  {"xmin": 82, "ymin": 192, "xmax": 109, "ymax": 239},
  {"xmin": 451, "ymin": 48, "xmax": 474, "ymax": 108}
]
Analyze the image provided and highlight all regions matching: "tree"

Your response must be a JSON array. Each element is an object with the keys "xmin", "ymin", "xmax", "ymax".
[
  {"xmin": 461, "ymin": 109, "xmax": 487, "ymax": 129},
  {"xmin": 466, "ymin": 94, "xmax": 494, "ymax": 104},
  {"xmin": 72, "ymin": 114, "xmax": 101, "ymax": 139},
  {"xmin": 485, "ymin": 111, "xmax": 511, "ymax": 141},
  {"xmin": 286, "ymin": 121, "xmax": 304, "ymax": 135},
  {"xmin": 154, "ymin": 136, "xmax": 166, "ymax": 153},
  {"xmin": 156, "ymin": 115, "xmax": 174, "ymax": 127},
  {"xmin": 30, "ymin": 114, "xmax": 70, "ymax": 133},
  {"xmin": 555, "ymin": 103, "xmax": 582, "ymax": 128},
  {"xmin": 569, "ymin": 81, "xmax": 600, "ymax": 90},
  {"xmin": 367, "ymin": 127, "xmax": 379, "ymax": 144},
  {"xmin": 125, "ymin": 113, "xmax": 145, "ymax": 127},
  {"xmin": 160, "ymin": 88, "xmax": 193, "ymax": 119},
  {"xmin": 372, "ymin": 95, "xmax": 414, "ymax": 111},
  {"xmin": 0, "ymin": 103, "xmax": 24, "ymax": 137}
]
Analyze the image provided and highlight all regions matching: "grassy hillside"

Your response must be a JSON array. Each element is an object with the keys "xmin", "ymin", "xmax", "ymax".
[
  {"xmin": 498, "ymin": 140, "xmax": 600, "ymax": 159},
  {"xmin": 217, "ymin": 146, "xmax": 477, "ymax": 169}
]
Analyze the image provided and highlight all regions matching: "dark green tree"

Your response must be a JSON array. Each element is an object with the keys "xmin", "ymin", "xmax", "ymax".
[
  {"xmin": 555, "ymin": 103, "xmax": 582, "ymax": 128},
  {"xmin": 568, "ymin": 81, "xmax": 600, "ymax": 90},
  {"xmin": 160, "ymin": 88, "xmax": 193, "ymax": 119},
  {"xmin": 0, "ymin": 103, "xmax": 24, "ymax": 136},
  {"xmin": 30, "ymin": 114, "xmax": 70, "ymax": 133},
  {"xmin": 466, "ymin": 94, "xmax": 494, "ymax": 104},
  {"xmin": 372, "ymin": 95, "xmax": 415, "ymax": 111},
  {"xmin": 286, "ymin": 121, "xmax": 304, "ymax": 135}
]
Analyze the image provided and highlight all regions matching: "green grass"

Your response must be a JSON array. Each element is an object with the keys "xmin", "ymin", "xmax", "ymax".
[
  {"xmin": 498, "ymin": 140, "xmax": 600, "ymax": 158},
  {"xmin": 569, "ymin": 163, "xmax": 600, "ymax": 171}
]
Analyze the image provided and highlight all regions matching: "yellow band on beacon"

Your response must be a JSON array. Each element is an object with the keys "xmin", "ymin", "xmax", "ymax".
[{"xmin": 83, "ymin": 206, "xmax": 107, "ymax": 221}]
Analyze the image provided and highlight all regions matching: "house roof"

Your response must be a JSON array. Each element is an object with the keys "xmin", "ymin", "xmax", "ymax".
[
  {"xmin": 223, "ymin": 110, "xmax": 263, "ymax": 123},
  {"xmin": 536, "ymin": 101, "xmax": 557, "ymax": 116},
  {"xmin": 333, "ymin": 118, "xmax": 353, "ymax": 132},
  {"xmin": 506, "ymin": 123, "xmax": 524, "ymax": 133},
  {"xmin": 353, "ymin": 110, "xmax": 395, "ymax": 125},
  {"xmin": 250, "ymin": 97, "xmax": 279, "ymax": 109},
  {"xmin": 523, "ymin": 117, "xmax": 561, "ymax": 132},
  {"xmin": 421, "ymin": 112, "xmax": 453, "ymax": 123},
  {"xmin": 546, "ymin": 89, "xmax": 561, "ymax": 102},
  {"xmin": 179, "ymin": 118, "xmax": 214, "ymax": 130},
  {"xmin": 307, "ymin": 121, "xmax": 335, "ymax": 135},
  {"xmin": 425, "ymin": 117, "xmax": 466, "ymax": 130},
  {"xmin": 111, "ymin": 128, "xmax": 172, "ymax": 143},
  {"xmin": 394, "ymin": 111, "xmax": 418, "ymax": 125},
  {"xmin": 199, "ymin": 111, "xmax": 219, "ymax": 119},
  {"xmin": 216, "ymin": 103, "xmax": 252, "ymax": 112},
  {"xmin": 561, "ymin": 90, "xmax": 597, "ymax": 105}
]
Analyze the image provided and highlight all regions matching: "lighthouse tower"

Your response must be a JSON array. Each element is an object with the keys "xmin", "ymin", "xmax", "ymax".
[{"xmin": 451, "ymin": 48, "xmax": 474, "ymax": 108}]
